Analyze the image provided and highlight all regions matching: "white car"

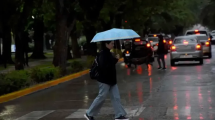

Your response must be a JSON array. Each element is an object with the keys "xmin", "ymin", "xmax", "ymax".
[
  {"xmin": 187, "ymin": 34, "xmax": 212, "ymax": 58},
  {"xmin": 170, "ymin": 36, "xmax": 203, "ymax": 66}
]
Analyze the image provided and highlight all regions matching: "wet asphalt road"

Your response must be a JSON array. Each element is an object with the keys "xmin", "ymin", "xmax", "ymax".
[{"xmin": 1, "ymin": 46, "xmax": 215, "ymax": 120}]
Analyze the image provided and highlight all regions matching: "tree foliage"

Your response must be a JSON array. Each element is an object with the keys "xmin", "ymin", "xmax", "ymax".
[
  {"xmin": 0, "ymin": 0, "xmax": 210, "ymax": 73},
  {"xmin": 200, "ymin": 0, "xmax": 215, "ymax": 29}
]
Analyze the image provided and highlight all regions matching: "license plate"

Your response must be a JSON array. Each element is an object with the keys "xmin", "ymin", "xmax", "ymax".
[
  {"xmin": 180, "ymin": 55, "xmax": 193, "ymax": 58},
  {"xmin": 183, "ymin": 46, "xmax": 191, "ymax": 49},
  {"xmin": 154, "ymin": 46, "xmax": 158, "ymax": 50},
  {"xmin": 203, "ymin": 47, "xmax": 208, "ymax": 50},
  {"xmin": 125, "ymin": 54, "xmax": 130, "ymax": 56}
]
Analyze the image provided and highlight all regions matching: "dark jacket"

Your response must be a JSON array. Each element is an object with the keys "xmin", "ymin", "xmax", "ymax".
[
  {"xmin": 157, "ymin": 41, "xmax": 166, "ymax": 55},
  {"xmin": 97, "ymin": 48, "xmax": 118, "ymax": 86}
]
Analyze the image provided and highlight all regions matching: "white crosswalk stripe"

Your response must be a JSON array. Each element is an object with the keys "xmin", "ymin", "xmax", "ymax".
[
  {"xmin": 15, "ymin": 110, "xmax": 55, "ymax": 120},
  {"xmin": 66, "ymin": 106, "xmax": 146, "ymax": 119},
  {"xmin": 14, "ymin": 106, "xmax": 146, "ymax": 119}
]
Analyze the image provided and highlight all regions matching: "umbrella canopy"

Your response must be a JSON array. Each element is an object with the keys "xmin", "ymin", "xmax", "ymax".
[{"xmin": 91, "ymin": 28, "xmax": 140, "ymax": 42}]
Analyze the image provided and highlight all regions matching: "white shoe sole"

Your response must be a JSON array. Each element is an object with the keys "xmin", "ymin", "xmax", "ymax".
[{"xmin": 84, "ymin": 114, "xmax": 90, "ymax": 120}]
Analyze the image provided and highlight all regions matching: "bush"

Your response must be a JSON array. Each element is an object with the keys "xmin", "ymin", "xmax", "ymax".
[
  {"xmin": 0, "ymin": 70, "xmax": 30, "ymax": 95},
  {"xmin": 30, "ymin": 66, "xmax": 60, "ymax": 83},
  {"xmin": 86, "ymin": 56, "xmax": 95, "ymax": 68},
  {"xmin": 70, "ymin": 60, "xmax": 84, "ymax": 73}
]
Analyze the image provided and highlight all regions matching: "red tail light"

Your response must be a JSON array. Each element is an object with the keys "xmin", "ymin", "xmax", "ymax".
[
  {"xmin": 208, "ymin": 38, "xmax": 211, "ymax": 41},
  {"xmin": 146, "ymin": 43, "xmax": 150, "ymax": 47},
  {"xmin": 156, "ymin": 43, "xmax": 158, "ymax": 46},
  {"xmin": 135, "ymin": 39, "xmax": 140, "ymax": 42},
  {"xmin": 171, "ymin": 45, "xmax": 176, "ymax": 51},
  {"xmin": 163, "ymin": 40, "xmax": 166, "ymax": 43},
  {"xmin": 126, "ymin": 51, "xmax": 129, "ymax": 54},
  {"xmin": 205, "ymin": 41, "xmax": 210, "ymax": 46},
  {"xmin": 196, "ymin": 44, "xmax": 201, "ymax": 50},
  {"xmin": 169, "ymin": 40, "xmax": 172, "ymax": 44}
]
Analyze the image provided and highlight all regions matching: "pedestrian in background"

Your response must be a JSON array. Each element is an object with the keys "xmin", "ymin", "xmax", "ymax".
[
  {"xmin": 157, "ymin": 35, "xmax": 167, "ymax": 70},
  {"xmin": 85, "ymin": 41, "xmax": 128, "ymax": 120}
]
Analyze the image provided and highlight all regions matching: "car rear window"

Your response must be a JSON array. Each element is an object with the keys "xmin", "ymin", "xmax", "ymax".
[
  {"xmin": 133, "ymin": 41, "xmax": 147, "ymax": 45},
  {"xmin": 174, "ymin": 38, "xmax": 197, "ymax": 44},
  {"xmin": 148, "ymin": 34, "xmax": 158, "ymax": 37},
  {"xmin": 195, "ymin": 36, "xmax": 208, "ymax": 41},
  {"xmin": 148, "ymin": 37, "xmax": 158, "ymax": 42},
  {"xmin": 186, "ymin": 31, "xmax": 207, "ymax": 36}
]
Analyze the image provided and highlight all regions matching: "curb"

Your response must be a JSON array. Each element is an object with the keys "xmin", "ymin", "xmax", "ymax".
[{"xmin": 0, "ymin": 58, "xmax": 124, "ymax": 104}]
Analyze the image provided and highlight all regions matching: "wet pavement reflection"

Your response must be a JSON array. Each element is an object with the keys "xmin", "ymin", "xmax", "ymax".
[{"xmin": 1, "ymin": 46, "xmax": 215, "ymax": 120}]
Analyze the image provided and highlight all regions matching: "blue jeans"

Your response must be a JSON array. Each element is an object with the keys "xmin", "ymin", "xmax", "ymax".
[
  {"xmin": 87, "ymin": 82, "xmax": 127, "ymax": 118},
  {"xmin": 157, "ymin": 54, "xmax": 165, "ymax": 68}
]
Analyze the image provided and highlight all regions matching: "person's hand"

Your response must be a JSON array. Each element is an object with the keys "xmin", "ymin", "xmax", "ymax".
[{"xmin": 116, "ymin": 54, "xmax": 120, "ymax": 59}]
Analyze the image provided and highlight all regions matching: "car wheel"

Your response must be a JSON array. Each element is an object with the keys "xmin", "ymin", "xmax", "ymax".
[
  {"xmin": 171, "ymin": 60, "xmax": 175, "ymax": 66},
  {"xmin": 199, "ymin": 59, "xmax": 203, "ymax": 65},
  {"xmin": 208, "ymin": 52, "xmax": 212, "ymax": 58}
]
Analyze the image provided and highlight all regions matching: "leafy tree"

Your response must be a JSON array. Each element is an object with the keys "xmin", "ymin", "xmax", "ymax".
[
  {"xmin": 79, "ymin": 0, "xmax": 106, "ymax": 56},
  {"xmin": 30, "ymin": 0, "xmax": 46, "ymax": 59},
  {"xmin": 200, "ymin": 0, "xmax": 215, "ymax": 30},
  {"xmin": 52, "ymin": 0, "xmax": 77, "ymax": 74},
  {"xmin": 0, "ymin": 0, "xmax": 16, "ymax": 65},
  {"xmin": 10, "ymin": 0, "xmax": 34, "ymax": 70}
]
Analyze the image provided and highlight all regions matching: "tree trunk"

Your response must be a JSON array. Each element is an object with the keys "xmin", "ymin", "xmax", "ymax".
[
  {"xmin": 53, "ymin": 0, "xmax": 68, "ymax": 75},
  {"xmin": 84, "ymin": 25, "xmax": 97, "ymax": 56},
  {"xmin": 14, "ymin": 0, "xmax": 33, "ymax": 70},
  {"xmin": 71, "ymin": 29, "xmax": 81, "ymax": 58},
  {"xmin": 2, "ymin": 25, "xmax": 13, "ymax": 64},
  {"xmin": 14, "ymin": 32, "xmax": 25, "ymax": 70},
  {"xmin": 30, "ymin": 18, "xmax": 46, "ymax": 59}
]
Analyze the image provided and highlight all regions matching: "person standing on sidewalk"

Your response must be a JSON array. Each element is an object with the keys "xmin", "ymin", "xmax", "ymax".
[
  {"xmin": 85, "ymin": 41, "xmax": 128, "ymax": 120},
  {"xmin": 157, "ymin": 35, "xmax": 167, "ymax": 70}
]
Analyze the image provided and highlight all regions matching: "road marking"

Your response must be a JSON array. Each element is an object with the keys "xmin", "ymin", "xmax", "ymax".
[
  {"xmin": 15, "ymin": 110, "xmax": 54, "ymax": 120},
  {"xmin": 134, "ymin": 106, "xmax": 146, "ymax": 117},
  {"xmin": 166, "ymin": 106, "xmax": 191, "ymax": 117},
  {"xmin": 65, "ymin": 107, "xmax": 145, "ymax": 119},
  {"xmin": 13, "ymin": 106, "xmax": 146, "ymax": 119}
]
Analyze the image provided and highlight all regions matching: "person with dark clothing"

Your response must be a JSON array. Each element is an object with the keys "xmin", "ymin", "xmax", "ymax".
[
  {"xmin": 157, "ymin": 35, "xmax": 166, "ymax": 70},
  {"xmin": 85, "ymin": 41, "xmax": 128, "ymax": 120}
]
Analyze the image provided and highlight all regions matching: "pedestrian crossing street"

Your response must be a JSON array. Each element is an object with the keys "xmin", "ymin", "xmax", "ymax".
[
  {"xmin": 12, "ymin": 106, "xmax": 209, "ymax": 120},
  {"xmin": 14, "ymin": 106, "xmax": 146, "ymax": 120}
]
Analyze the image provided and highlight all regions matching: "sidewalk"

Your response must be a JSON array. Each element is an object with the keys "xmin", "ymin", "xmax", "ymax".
[
  {"xmin": 0, "ymin": 56, "xmax": 87, "ymax": 73},
  {"xmin": 0, "ymin": 59, "xmax": 53, "ymax": 73}
]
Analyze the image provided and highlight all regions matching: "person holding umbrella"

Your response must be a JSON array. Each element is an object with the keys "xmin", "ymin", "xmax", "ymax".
[
  {"xmin": 85, "ymin": 28, "xmax": 140, "ymax": 120},
  {"xmin": 85, "ymin": 41, "xmax": 128, "ymax": 120}
]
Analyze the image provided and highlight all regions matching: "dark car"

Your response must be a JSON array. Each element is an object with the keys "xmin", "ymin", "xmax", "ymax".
[{"xmin": 123, "ymin": 38, "xmax": 153, "ymax": 67}]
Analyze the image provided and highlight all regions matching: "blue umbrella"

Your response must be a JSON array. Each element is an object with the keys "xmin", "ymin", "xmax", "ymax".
[{"xmin": 91, "ymin": 28, "xmax": 140, "ymax": 42}]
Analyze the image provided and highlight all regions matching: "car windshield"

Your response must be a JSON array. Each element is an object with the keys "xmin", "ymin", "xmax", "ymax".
[
  {"xmin": 174, "ymin": 38, "xmax": 197, "ymax": 44},
  {"xmin": 186, "ymin": 31, "xmax": 207, "ymax": 36}
]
